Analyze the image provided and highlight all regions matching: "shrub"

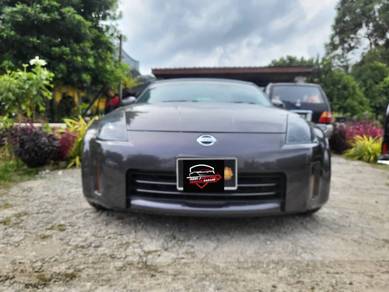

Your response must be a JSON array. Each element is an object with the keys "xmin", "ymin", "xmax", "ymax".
[
  {"xmin": 0, "ymin": 159, "xmax": 38, "ymax": 187},
  {"xmin": 0, "ymin": 57, "xmax": 54, "ymax": 124},
  {"xmin": 58, "ymin": 131, "xmax": 77, "ymax": 161},
  {"xmin": 0, "ymin": 128, "xmax": 6, "ymax": 147},
  {"xmin": 330, "ymin": 121, "xmax": 384, "ymax": 154},
  {"xmin": 345, "ymin": 136, "xmax": 382, "ymax": 163},
  {"xmin": 9, "ymin": 125, "xmax": 59, "ymax": 168},
  {"xmin": 62, "ymin": 116, "xmax": 97, "ymax": 167},
  {"xmin": 344, "ymin": 121, "xmax": 383, "ymax": 141}
]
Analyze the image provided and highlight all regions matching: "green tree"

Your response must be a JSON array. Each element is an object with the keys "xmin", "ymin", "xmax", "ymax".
[
  {"xmin": 0, "ymin": 0, "xmax": 127, "ymax": 89},
  {"xmin": 318, "ymin": 60, "xmax": 371, "ymax": 117},
  {"xmin": 327, "ymin": 0, "xmax": 389, "ymax": 65},
  {"xmin": 377, "ymin": 77, "xmax": 389, "ymax": 116},
  {"xmin": 356, "ymin": 47, "xmax": 389, "ymax": 66},
  {"xmin": 269, "ymin": 56, "xmax": 318, "ymax": 67},
  {"xmin": 352, "ymin": 61, "xmax": 389, "ymax": 117}
]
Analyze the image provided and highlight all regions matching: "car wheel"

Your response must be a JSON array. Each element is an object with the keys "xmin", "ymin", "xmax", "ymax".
[{"xmin": 87, "ymin": 200, "xmax": 108, "ymax": 211}]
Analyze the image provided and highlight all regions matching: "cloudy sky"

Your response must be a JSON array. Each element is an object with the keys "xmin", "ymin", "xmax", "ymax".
[{"xmin": 118, "ymin": 0, "xmax": 338, "ymax": 74}]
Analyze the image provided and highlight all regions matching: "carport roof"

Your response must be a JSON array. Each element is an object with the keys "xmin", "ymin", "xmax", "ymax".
[{"xmin": 152, "ymin": 66, "xmax": 316, "ymax": 86}]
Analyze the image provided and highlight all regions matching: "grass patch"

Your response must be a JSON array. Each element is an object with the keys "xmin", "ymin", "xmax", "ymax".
[
  {"xmin": 47, "ymin": 224, "xmax": 66, "ymax": 232},
  {"xmin": 0, "ymin": 146, "xmax": 38, "ymax": 188},
  {"xmin": 0, "ymin": 211, "xmax": 28, "ymax": 226},
  {"xmin": 0, "ymin": 216, "xmax": 12, "ymax": 225},
  {"xmin": 0, "ymin": 202, "xmax": 12, "ymax": 210},
  {"xmin": 0, "ymin": 145, "xmax": 66, "ymax": 189},
  {"xmin": 35, "ymin": 273, "xmax": 50, "ymax": 284},
  {"xmin": 30, "ymin": 271, "xmax": 78, "ymax": 287},
  {"xmin": 0, "ymin": 159, "xmax": 39, "ymax": 188},
  {"xmin": 38, "ymin": 233, "xmax": 52, "ymax": 240}
]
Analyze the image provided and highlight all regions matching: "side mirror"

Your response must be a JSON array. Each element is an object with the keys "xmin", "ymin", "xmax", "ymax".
[
  {"xmin": 272, "ymin": 99, "xmax": 285, "ymax": 109},
  {"xmin": 121, "ymin": 96, "xmax": 137, "ymax": 106}
]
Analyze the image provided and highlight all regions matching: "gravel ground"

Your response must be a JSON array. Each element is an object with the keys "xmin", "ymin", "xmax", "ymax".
[{"xmin": 0, "ymin": 156, "xmax": 388, "ymax": 291}]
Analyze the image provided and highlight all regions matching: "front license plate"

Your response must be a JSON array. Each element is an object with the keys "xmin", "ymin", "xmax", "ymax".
[{"xmin": 176, "ymin": 158, "xmax": 238, "ymax": 192}]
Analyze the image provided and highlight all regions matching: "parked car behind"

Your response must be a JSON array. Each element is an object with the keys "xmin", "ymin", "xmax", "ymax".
[
  {"xmin": 378, "ymin": 104, "xmax": 389, "ymax": 164},
  {"xmin": 265, "ymin": 83, "xmax": 333, "ymax": 136}
]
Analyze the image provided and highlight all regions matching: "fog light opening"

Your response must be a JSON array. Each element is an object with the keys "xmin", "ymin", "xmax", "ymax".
[
  {"xmin": 94, "ymin": 163, "xmax": 102, "ymax": 196},
  {"xmin": 311, "ymin": 163, "xmax": 321, "ymax": 198}
]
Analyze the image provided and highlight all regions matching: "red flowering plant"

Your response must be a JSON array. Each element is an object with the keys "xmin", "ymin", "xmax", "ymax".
[
  {"xmin": 344, "ymin": 121, "xmax": 383, "ymax": 141},
  {"xmin": 330, "ymin": 120, "xmax": 383, "ymax": 154},
  {"xmin": 58, "ymin": 131, "xmax": 77, "ymax": 161}
]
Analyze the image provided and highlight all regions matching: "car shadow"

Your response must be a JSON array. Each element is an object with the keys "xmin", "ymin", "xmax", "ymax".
[{"xmin": 96, "ymin": 209, "xmax": 333, "ymax": 240}]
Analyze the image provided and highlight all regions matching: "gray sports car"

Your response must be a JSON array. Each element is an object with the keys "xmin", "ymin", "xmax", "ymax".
[{"xmin": 82, "ymin": 79, "xmax": 331, "ymax": 217}]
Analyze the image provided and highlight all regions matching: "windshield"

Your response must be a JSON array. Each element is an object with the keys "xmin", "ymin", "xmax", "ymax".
[
  {"xmin": 137, "ymin": 81, "xmax": 271, "ymax": 106},
  {"xmin": 272, "ymin": 85, "xmax": 325, "ymax": 105}
]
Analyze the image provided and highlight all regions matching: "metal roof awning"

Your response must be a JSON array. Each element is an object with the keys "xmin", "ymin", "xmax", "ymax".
[{"xmin": 152, "ymin": 66, "xmax": 316, "ymax": 86}]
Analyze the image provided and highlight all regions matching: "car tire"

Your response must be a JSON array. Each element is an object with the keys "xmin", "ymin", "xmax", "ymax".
[
  {"xmin": 301, "ymin": 207, "xmax": 321, "ymax": 216},
  {"xmin": 87, "ymin": 200, "xmax": 108, "ymax": 211}
]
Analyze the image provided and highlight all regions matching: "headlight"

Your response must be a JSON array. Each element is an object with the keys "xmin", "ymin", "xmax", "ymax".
[
  {"xmin": 97, "ymin": 113, "xmax": 128, "ymax": 141},
  {"xmin": 286, "ymin": 114, "xmax": 313, "ymax": 145}
]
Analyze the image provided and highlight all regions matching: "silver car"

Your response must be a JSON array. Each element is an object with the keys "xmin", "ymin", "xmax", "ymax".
[{"xmin": 82, "ymin": 79, "xmax": 331, "ymax": 217}]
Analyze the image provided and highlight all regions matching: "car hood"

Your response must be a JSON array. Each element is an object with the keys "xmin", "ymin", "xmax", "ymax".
[{"xmin": 123, "ymin": 103, "xmax": 288, "ymax": 133}]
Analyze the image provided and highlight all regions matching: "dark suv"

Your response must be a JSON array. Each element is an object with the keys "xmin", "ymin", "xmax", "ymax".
[{"xmin": 265, "ymin": 83, "xmax": 333, "ymax": 136}]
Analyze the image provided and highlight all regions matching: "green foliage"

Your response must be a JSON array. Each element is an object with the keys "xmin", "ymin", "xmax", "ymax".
[
  {"xmin": 377, "ymin": 76, "xmax": 389, "ymax": 114},
  {"xmin": 318, "ymin": 60, "xmax": 371, "ymax": 117},
  {"xmin": 345, "ymin": 135, "xmax": 382, "ymax": 163},
  {"xmin": 0, "ymin": 147, "xmax": 38, "ymax": 187},
  {"xmin": 328, "ymin": 0, "xmax": 389, "ymax": 64},
  {"xmin": 269, "ymin": 56, "xmax": 318, "ymax": 67},
  {"xmin": 63, "ymin": 116, "xmax": 97, "ymax": 168},
  {"xmin": 326, "ymin": 12, "xmax": 389, "ymax": 118},
  {"xmin": 357, "ymin": 47, "xmax": 389, "ymax": 67},
  {"xmin": 0, "ymin": 0, "xmax": 128, "ymax": 89},
  {"xmin": 9, "ymin": 125, "xmax": 59, "ymax": 168},
  {"xmin": 0, "ymin": 59, "xmax": 54, "ymax": 123},
  {"xmin": 352, "ymin": 61, "xmax": 389, "ymax": 118}
]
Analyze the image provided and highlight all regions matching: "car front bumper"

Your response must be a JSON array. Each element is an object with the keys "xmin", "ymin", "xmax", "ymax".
[{"xmin": 82, "ymin": 132, "xmax": 331, "ymax": 217}]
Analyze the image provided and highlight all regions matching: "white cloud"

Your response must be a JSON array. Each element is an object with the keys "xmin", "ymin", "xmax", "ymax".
[
  {"xmin": 118, "ymin": 0, "xmax": 338, "ymax": 74},
  {"xmin": 298, "ymin": 0, "xmax": 338, "ymax": 20}
]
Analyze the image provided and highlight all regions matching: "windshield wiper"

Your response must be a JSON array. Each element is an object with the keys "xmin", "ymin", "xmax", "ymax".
[
  {"xmin": 233, "ymin": 101, "xmax": 257, "ymax": 105},
  {"xmin": 161, "ymin": 100, "xmax": 199, "ymax": 103}
]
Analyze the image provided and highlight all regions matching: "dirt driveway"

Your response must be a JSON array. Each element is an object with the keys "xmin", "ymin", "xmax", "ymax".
[{"xmin": 0, "ymin": 156, "xmax": 388, "ymax": 291}]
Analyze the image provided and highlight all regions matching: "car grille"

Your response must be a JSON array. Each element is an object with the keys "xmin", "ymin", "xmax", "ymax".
[{"xmin": 127, "ymin": 170, "xmax": 285, "ymax": 206}]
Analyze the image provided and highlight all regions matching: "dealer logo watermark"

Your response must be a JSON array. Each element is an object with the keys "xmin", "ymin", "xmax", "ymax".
[{"xmin": 186, "ymin": 164, "xmax": 222, "ymax": 189}]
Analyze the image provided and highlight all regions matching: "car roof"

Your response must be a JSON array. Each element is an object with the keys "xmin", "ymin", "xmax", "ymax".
[{"xmin": 269, "ymin": 82, "xmax": 321, "ymax": 87}]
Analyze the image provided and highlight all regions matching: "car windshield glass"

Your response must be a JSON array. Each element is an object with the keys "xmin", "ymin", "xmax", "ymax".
[
  {"xmin": 272, "ymin": 85, "xmax": 324, "ymax": 105},
  {"xmin": 137, "ymin": 82, "xmax": 271, "ymax": 106}
]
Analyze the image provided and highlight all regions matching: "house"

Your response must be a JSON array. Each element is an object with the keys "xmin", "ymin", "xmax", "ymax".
[{"xmin": 152, "ymin": 66, "xmax": 315, "ymax": 87}]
